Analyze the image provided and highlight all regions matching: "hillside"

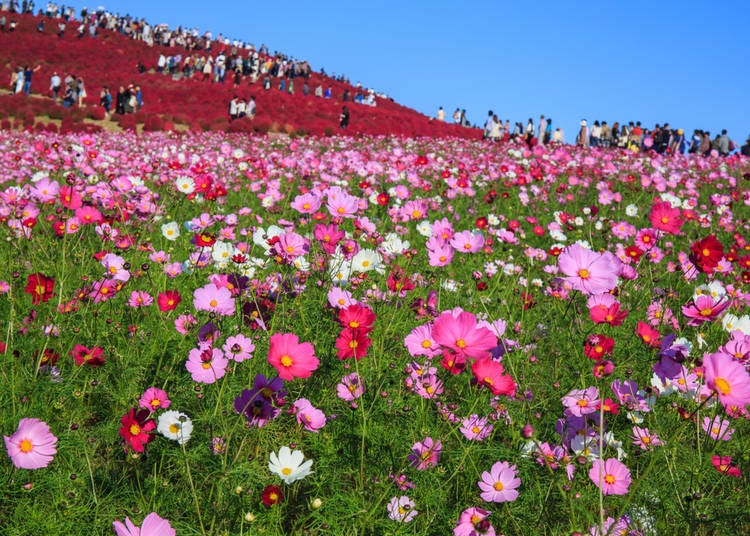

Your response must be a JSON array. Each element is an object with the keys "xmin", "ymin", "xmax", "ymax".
[{"xmin": 0, "ymin": 10, "xmax": 479, "ymax": 138}]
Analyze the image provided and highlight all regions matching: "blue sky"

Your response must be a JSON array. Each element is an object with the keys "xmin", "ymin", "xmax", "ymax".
[{"xmin": 67, "ymin": 0, "xmax": 748, "ymax": 142}]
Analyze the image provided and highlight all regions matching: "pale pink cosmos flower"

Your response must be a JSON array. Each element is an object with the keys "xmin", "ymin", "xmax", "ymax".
[
  {"xmin": 101, "ymin": 253, "xmax": 130, "ymax": 282},
  {"xmin": 128, "ymin": 290, "xmax": 153, "ymax": 308},
  {"xmin": 293, "ymin": 398, "xmax": 326, "ymax": 432},
  {"xmin": 403, "ymin": 324, "xmax": 439, "ymax": 358},
  {"xmin": 185, "ymin": 347, "xmax": 228, "ymax": 384},
  {"xmin": 4, "ymin": 418, "xmax": 57, "ymax": 469},
  {"xmin": 702, "ymin": 416, "xmax": 734, "ymax": 441},
  {"xmin": 291, "ymin": 192, "xmax": 322, "ymax": 214},
  {"xmin": 459, "ymin": 414, "xmax": 493, "ymax": 441},
  {"xmin": 174, "ymin": 313, "xmax": 197, "ymax": 335},
  {"xmin": 113, "ymin": 512, "xmax": 175, "ymax": 536},
  {"xmin": 193, "ymin": 283, "xmax": 235, "ymax": 316},
  {"xmin": 557, "ymin": 243, "xmax": 621, "ymax": 295},
  {"xmin": 631, "ymin": 426, "xmax": 664, "ymax": 450},
  {"xmin": 222, "ymin": 334, "xmax": 255, "ymax": 362},
  {"xmin": 703, "ymin": 351, "xmax": 750, "ymax": 409},
  {"xmin": 337, "ymin": 373, "xmax": 364, "ymax": 401},
  {"xmin": 561, "ymin": 386, "xmax": 600, "ymax": 417},
  {"xmin": 478, "ymin": 460, "xmax": 521, "ymax": 503},
  {"xmin": 327, "ymin": 287, "xmax": 357, "ymax": 309},
  {"xmin": 387, "ymin": 496, "xmax": 417, "ymax": 522},
  {"xmin": 450, "ymin": 230, "xmax": 485, "ymax": 253}
]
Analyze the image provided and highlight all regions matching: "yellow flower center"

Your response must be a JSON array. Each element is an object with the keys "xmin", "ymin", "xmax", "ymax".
[
  {"xmin": 209, "ymin": 299, "xmax": 218, "ymax": 308},
  {"xmin": 456, "ymin": 339, "xmax": 466, "ymax": 349},
  {"xmin": 281, "ymin": 467, "xmax": 292, "ymax": 475},
  {"xmin": 169, "ymin": 423, "xmax": 180, "ymax": 434},
  {"xmin": 604, "ymin": 474, "xmax": 616, "ymax": 484},
  {"xmin": 129, "ymin": 424, "xmax": 141, "ymax": 436},
  {"xmin": 202, "ymin": 362, "xmax": 211, "ymax": 369},
  {"xmin": 493, "ymin": 481, "xmax": 504, "ymax": 491},
  {"xmin": 421, "ymin": 340, "xmax": 431, "ymax": 348},
  {"xmin": 714, "ymin": 377, "xmax": 731, "ymax": 395},
  {"xmin": 19, "ymin": 439, "xmax": 33, "ymax": 453},
  {"xmin": 280, "ymin": 355, "xmax": 293, "ymax": 367},
  {"xmin": 578, "ymin": 268, "xmax": 590, "ymax": 279}
]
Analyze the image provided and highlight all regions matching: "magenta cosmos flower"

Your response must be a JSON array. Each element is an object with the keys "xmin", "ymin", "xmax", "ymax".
[
  {"xmin": 336, "ymin": 372, "xmax": 364, "ymax": 401},
  {"xmin": 702, "ymin": 351, "xmax": 750, "ymax": 409},
  {"xmin": 138, "ymin": 387, "xmax": 171, "ymax": 413},
  {"xmin": 557, "ymin": 243, "xmax": 621, "ymax": 295},
  {"xmin": 455, "ymin": 507, "xmax": 495, "ymax": 536},
  {"xmin": 588, "ymin": 458, "xmax": 631, "ymax": 495},
  {"xmin": 185, "ymin": 347, "xmax": 229, "ymax": 384},
  {"xmin": 431, "ymin": 309, "xmax": 497, "ymax": 360},
  {"xmin": 408, "ymin": 437, "xmax": 442, "ymax": 470},
  {"xmin": 478, "ymin": 460, "xmax": 521, "ymax": 503},
  {"xmin": 267, "ymin": 332, "xmax": 319, "ymax": 381},
  {"xmin": 4, "ymin": 418, "xmax": 58, "ymax": 469},
  {"xmin": 113, "ymin": 512, "xmax": 175, "ymax": 536},
  {"xmin": 193, "ymin": 282, "xmax": 235, "ymax": 316}
]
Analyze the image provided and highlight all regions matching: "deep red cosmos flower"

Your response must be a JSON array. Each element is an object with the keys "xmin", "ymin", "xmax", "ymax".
[
  {"xmin": 690, "ymin": 235, "xmax": 724, "ymax": 273},
  {"xmin": 261, "ymin": 484, "xmax": 283, "ymax": 507},
  {"xmin": 25, "ymin": 272, "xmax": 55, "ymax": 305},
  {"xmin": 335, "ymin": 327, "xmax": 372, "ymax": 360},
  {"xmin": 118, "ymin": 408, "xmax": 156, "ymax": 453}
]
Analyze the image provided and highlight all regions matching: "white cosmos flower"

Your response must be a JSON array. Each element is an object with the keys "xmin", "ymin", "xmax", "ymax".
[
  {"xmin": 416, "ymin": 220, "xmax": 432, "ymax": 237},
  {"xmin": 268, "ymin": 446, "xmax": 313, "ymax": 484},
  {"xmin": 351, "ymin": 248, "xmax": 382, "ymax": 273},
  {"xmin": 161, "ymin": 222, "xmax": 180, "ymax": 241},
  {"xmin": 175, "ymin": 176, "xmax": 195, "ymax": 194},
  {"xmin": 380, "ymin": 233, "xmax": 410, "ymax": 255},
  {"xmin": 722, "ymin": 314, "xmax": 750, "ymax": 334},
  {"xmin": 157, "ymin": 411, "xmax": 193, "ymax": 445}
]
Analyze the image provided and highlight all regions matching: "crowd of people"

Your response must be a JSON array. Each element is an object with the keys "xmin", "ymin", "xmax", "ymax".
[{"xmin": 574, "ymin": 120, "xmax": 742, "ymax": 157}]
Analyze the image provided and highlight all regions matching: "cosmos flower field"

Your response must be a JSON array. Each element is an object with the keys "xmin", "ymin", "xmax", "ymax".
[{"xmin": 0, "ymin": 130, "xmax": 748, "ymax": 535}]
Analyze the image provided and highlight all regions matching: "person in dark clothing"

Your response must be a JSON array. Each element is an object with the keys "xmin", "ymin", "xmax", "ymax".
[
  {"xmin": 115, "ymin": 85, "xmax": 126, "ymax": 114},
  {"xmin": 339, "ymin": 106, "xmax": 350, "ymax": 129}
]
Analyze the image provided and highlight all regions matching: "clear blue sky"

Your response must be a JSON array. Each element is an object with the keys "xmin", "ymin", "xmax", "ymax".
[{"xmin": 67, "ymin": 0, "xmax": 749, "ymax": 142}]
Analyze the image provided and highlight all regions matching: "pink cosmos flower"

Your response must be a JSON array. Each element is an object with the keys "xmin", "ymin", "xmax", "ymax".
[
  {"xmin": 588, "ymin": 458, "xmax": 631, "ymax": 495},
  {"xmin": 455, "ymin": 507, "xmax": 495, "ymax": 536},
  {"xmin": 631, "ymin": 426, "xmax": 664, "ymax": 450},
  {"xmin": 649, "ymin": 201, "xmax": 683, "ymax": 235},
  {"xmin": 293, "ymin": 398, "xmax": 326, "ymax": 432},
  {"xmin": 113, "ymin": 512, "xmax": 175, "ymax": 536},
  {"xmin": 222, "ymin": 334, "xmax": 256, "ymax": 362},
  {"xmin": 4, "ymin": 418, "xmax": 57, "ymax": 469},
  {"xmin": 557, "ymin": 243, "xmax": 621, "ymax": 295},
  {"xmin": 681, "ymin": 295, "xmax": 731, "ymax": 326},
  {"xmin": 337, "ymin": 373, "xmax": 364, "ymax": 401},
  {"xmin": 703, "ymin": 351, "xmax": 750, "ymax": 409},
  {"xmin": 267, "ymin": 332, "xmax": 319, "ymax": 381},
  {"xmin": 450, "ymin": 230, "xmax": 485, "ymax": 253},
  {"xmin": 471, "ymin": 357, "xmax": 516, "ymax": 396},
  {"xmin": 561, "ymin": 386, "xmax": 600, "ymax": 417},
  {"xmin": 274, "ymin": 231, "xmax": 309, "ymax": 260},
  {"xmin": 403, "ymin": 324, "xmax": 440, "ymax": 358},
  {"xmin": 291, "ymin": 192, "xmax": 322, "ymax": 214},
  {"xmin": 193, "ymin": 283, "xmax": 235, "ymax": 316},
  {"xmin": 174, "ymin": 313, "xmax": 197, "ymax": 335},
  {"xmin": 387, "ymin": 496, "xmax": 417, "ymax": 522},
  {"xmin": 702, "ymin": 416, "xmax": 734, "ymax": 441},
  {"xmin": 185, "ymin": 347, "xmax": 229, "ymax": 384},
  {"xmin": 101, "ymin": 253, "xmax": 130, "ymax": 282},
  {"xmin": 138, "ymin": 387, "xmax": 171, "ymax": 413},
  {"xmin": 478, "ymin": 461, "xmax": 521, "ymax": 503},
  {"xmin": 459, "ymin": 414, "xmax": 493, "ymax": 441},
  {"xmin": 431, "ymin": 310, "xmax": 497, "ymax": 360},
  {"xmin": 427, "ymin": 240, "xmax": 454, "ymax": 267},
  {"xmin": 128, "ymin": 290, "xmax": 153, "ymax": 308},
  {"xmin": 326, "ymin": 191, "xmax": 359, "ymax": 218},
  {"xmin": 327, "ymin": 287, "xmax": 357, "ymax": 309},
  {"xmin": 408, "ymin": 437, "xmax": 442, "ymax": 470}
]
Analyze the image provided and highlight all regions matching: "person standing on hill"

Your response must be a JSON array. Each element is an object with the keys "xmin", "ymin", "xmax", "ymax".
[
  {"xmin": 22, "ymin": 65, "xmax": 40, "ymax": 95},
  {"xmin": 340, "ymin": 106, "xmax": 350, "ymax": 129},
  {"xmin": 50, "ymin": 72, "xmax": 62, "ymax": 101},
  {"xmin": 437, "ymin": 107, "xmax": 445, "ymax": 121}
]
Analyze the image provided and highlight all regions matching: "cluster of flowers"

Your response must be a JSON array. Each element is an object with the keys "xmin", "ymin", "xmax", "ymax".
[{"xmin": 118, "ymin": 388, "xmax": 193, "ymax": 453}]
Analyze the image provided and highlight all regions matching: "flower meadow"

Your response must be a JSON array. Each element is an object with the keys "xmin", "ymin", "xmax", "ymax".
[{"xmin": 0, "ymin": 129, "xmax": 749, "ymax": 535}]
